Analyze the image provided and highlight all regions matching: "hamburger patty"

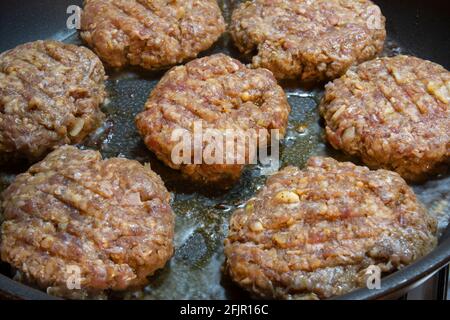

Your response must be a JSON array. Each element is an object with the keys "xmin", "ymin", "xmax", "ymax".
[
  {"xmin": 0, "ymin": 146, "xmax": 174, "ymax": 298},
  {"xmin": 320, "ymin": 55, "xmax": 450, "ymax": 182},
  {"xmin": 230, "ymin": 0, "xmax": 386, "ymax": 81},
  {"xmin": 135, "ymin": 53, "xmax": 291, "ymax": 185},
  {"xmin": 81, "ymin": 0, "xmax": 226, "ymax": 70},
  {"xmin": 224, "ymin": 157, "xmax": 437, "ymax": 299},
  {"xmin": 0, "ymin": 40, "xmax": 106, "ymax": 164}
]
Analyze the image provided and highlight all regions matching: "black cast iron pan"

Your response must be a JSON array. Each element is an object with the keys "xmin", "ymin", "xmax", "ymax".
[{"xmin": 0, "ymin": 0, "xmax": 449, "ymax": 300}]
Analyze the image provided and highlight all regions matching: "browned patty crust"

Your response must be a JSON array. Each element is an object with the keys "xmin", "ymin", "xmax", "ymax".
[
  {"xmin": 81, "ymin": 0, "xmax": 226, "ymax": 69},
  {"xmin": 0, "ymin": 40, "xmax": 106, "ymax": 164},
  {"xmin": 230, "ymin": 0, "xmax": 386, "ymax": 82},
  {"xmin": 135, "ymin": 53, "xmax": 291, "ymax": 184},
  {"xmin": 0, "ymin": 146, "xmax": 174, "ymax": 297},
  {"xmin": 320, "ymin": 55, "xmax": 450, "ymax": 182},
  {"xmin": 224, "ymin": 157, "xmax": 437, "ymax": 299}
]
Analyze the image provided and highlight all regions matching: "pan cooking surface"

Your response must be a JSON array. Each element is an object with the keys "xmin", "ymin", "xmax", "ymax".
[{"xmin": 0, "ymin": 0, "xmax": 449, "ymax": 299}]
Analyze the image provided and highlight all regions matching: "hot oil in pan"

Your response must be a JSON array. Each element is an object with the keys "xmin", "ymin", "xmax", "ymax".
[{"xmin": 0, "ymin": 0, "xmax": 449, "ymax": 300}]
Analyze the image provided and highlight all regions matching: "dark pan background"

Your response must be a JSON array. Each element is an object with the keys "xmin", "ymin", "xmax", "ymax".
[{"xmin": 0, "ymin": 0, "xmax": 449, "ymax": 300}]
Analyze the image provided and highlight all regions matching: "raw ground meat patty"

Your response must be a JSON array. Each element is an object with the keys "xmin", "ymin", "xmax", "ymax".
[
  {"xmin": 224, "ymin": 157, "xmax": 437, "ymax": 299},
  {"xmin": 0, "ymin": 40, "xmax": 106, "ymax": 164},
  {"xmin": 230, "ymin": 0, "xmax": 386, "ymax": 82},
  {"xmin": 135, "ymin": 53, "xmax": 291, "ymax": 185},
  {"xmin": 81, "ymin": 0, "xmax": 226, "ymax": 70},
  {"xmin": 0, "ymin": 146, "xmax": 174, "ymax": 298},
  {"xmin": 320, "ymin": 55, "xmax": 450, "ymax": 182}
]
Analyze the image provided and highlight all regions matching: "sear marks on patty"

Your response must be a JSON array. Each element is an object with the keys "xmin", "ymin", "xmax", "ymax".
[
  {"xmin": 81, "ymin": 0, "xmax": 226, "ymax": 70},
  {"xmin": 0, "ymin": 40, "xmax": 106, "ymax": 164},
  {"xmin": 135, "ymin": 53, "xmax": 291, "ymax": 185},
  {"xmin": 230, "ymin": 0, "xmax": 386, "ymax": 82},
  {"xmin": 0, "ymin": 146, "xmax": 174, "ymax": 298},
  {"xmin": 224, "ymin": 157, "xmax": 437, "ymax": 299},
  {"xmin": 320, "ymin": 55, "xmax": 450, "ymax": 182}
]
